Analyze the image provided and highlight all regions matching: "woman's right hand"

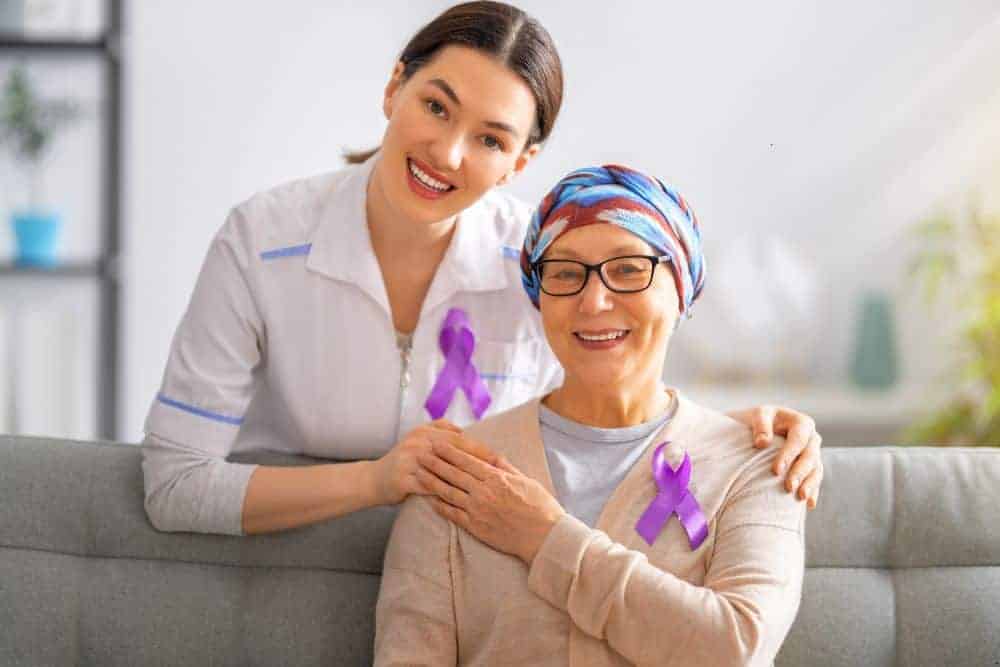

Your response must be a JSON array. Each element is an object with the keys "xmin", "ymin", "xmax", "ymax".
[{"xmin": 373, "ymin": 419, "xmax": 495, "ymax": 506}]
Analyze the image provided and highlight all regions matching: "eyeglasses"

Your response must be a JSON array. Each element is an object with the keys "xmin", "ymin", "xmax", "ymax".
[{"xmin": 533, "ymin": 255, "xmax": 670, "ymax": 297}]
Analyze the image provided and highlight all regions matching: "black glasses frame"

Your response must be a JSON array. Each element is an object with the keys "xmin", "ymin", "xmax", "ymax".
[{"xmin": 533, "ymin": 255, "xmax": 670, "ymax": 297}]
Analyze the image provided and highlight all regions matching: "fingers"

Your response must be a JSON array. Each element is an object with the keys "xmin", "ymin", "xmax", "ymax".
[
  {"xmin": 773, "ymin": 420, "xmax": 813, "ymax": 477},
  {"xmin": 796, "ymin": 431, "xmax": 823, "ymax": 509},
  {"xmin": 431, "ymin": 438, "xmax": 495, "ymax": 481},
  {"xmin": 428, "ymin": 419, "xmax": 463, "ymax": 434},
  {"xmin": 418, "ymin": 451, "xmax": 477, "ymax": 493},
  {"xmin": 750, "ymin": 406, "xmax": 777, "ymax": 449},
  {"xmin": 774, "ymin": 408, "xmax": 815, "ymax": 437},
  {"xmin": 798, "ymin": 465, "xmax": 823, "ymax": 510},
  {"xmin": 409, "ymin": 469, "xmax": 432, "ymax": 496},
  {"xmin": 415, "ymin": 466, "xmax": 469, "ymax": 508},
  {"xmin": 494, "ymin": 455, "xmax": 521, "ymax": 475},
  {"xmin": 782, "ymin": 431, "xmax": 822, "ymax": 493},
  {"xmin": 450, "ymin": 435, "xmax": 501, "ymax": 466},
  {"xmin": 429, "ymin": 497, "xmax": 470, "ymax": 530},
  {"xmin": 424, "ymin": 429, "xmax": 501, "ymax": 466}
]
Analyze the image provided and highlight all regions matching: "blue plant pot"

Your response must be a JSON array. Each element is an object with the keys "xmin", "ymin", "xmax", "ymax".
[{"xmin": 12, "ymin": 211, "xmax": 62, "ymax": 268}]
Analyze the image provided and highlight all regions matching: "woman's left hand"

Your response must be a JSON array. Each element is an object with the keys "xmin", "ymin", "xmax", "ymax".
[
  {"xmin": 728, "ymin": 405, "xmax": 823, "ymax": 509},
  {"xmin": 416, "ymin": 435, "xmax": 565, "ymax": 565}
]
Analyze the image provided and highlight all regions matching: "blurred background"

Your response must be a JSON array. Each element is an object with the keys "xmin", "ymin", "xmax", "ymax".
[{"xmin": 1, "ymin": 0, "xmax": 999, "ymax": 446}]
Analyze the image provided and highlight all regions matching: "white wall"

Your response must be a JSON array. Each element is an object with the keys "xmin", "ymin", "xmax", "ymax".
[{"xmin": 121, "ymin": 1, "xmax": 1000, "ymax": 441}]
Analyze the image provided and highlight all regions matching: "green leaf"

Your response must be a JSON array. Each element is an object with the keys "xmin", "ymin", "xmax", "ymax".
[{"xmin": 0, "ymin": 65, "xmax": 82, "ymax": 163}]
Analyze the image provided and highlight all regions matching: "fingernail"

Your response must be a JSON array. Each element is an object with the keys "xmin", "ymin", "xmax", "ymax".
[
  {"xmin": 790, "ymin": 476, "xmax": 800, "ymax": 488},
  {"xmin": 776, "ymin": 462, "xmax": 786, "ymax": 475}
]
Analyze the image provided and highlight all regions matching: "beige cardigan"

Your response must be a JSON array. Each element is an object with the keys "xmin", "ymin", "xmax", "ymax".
[{"xmin": 375, "ymin": 393, "xmax": 806, "ymax": 666}]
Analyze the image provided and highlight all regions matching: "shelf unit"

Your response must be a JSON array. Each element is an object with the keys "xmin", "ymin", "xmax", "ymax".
[{"xmin": 0, "ymin": 0, "xmax": 121, "ymax": 440}]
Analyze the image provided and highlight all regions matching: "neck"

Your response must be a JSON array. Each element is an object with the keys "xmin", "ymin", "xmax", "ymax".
[
  {"xmin": 543, "ymin": 372, "xmax": 672, "ymax": 428},
  {"xmin": 366, "ymin": 158, "xmax": 456, "ymax": 261}
]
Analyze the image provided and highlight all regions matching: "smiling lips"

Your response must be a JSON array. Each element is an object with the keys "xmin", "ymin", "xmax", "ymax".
[
  {"xmin": 574, "ymin": 329, "xmax": 630, "ymax": 350},
  {"xmin": 407, "ymin": 157, "xmax": 456, "ymax": 200}
]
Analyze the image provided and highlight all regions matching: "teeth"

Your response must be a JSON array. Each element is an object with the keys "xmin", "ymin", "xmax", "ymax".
[
  {"xmin": 577, "ymin": 331, "xmax": 626, "ymax": 341},
  {"xmin": 409, "ymin": 160, "xmax": 451, "ymax": 191}
]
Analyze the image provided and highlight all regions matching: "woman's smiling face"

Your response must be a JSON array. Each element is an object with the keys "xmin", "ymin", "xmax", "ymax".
[
  {"xmin": 374, "ymin": 45, "xmax": 540, "ymax": 225},
  {"xmin": 539, "ymin": 224, "xmax": 680, "ymax": 392}
]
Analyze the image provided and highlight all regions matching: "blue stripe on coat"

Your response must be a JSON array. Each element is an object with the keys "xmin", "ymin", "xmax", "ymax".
[
  {"xmin": 260, "ymin": 243, "xmax": 312, "ymax": 260},
  {"xmin": 157, "ymin": 394, "xmax": 245, "ymax": 426}
]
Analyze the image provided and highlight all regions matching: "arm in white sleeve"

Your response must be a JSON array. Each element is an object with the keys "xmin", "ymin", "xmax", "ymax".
[
  {"xmin": 141, "ymin": 432, "xmax": 256, "ymax": 535},
  {"xmin": 141, "ymin": 209, "xmax": 263, "ymax": 535},
  {"xmin": 526, "ymin": 463, "xmax": 806, "ymax": 666}
]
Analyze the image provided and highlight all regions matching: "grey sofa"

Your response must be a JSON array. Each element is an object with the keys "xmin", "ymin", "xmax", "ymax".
[{"xmin": 1, "ymin": 435, "xmax": 998, "ymax": 666}]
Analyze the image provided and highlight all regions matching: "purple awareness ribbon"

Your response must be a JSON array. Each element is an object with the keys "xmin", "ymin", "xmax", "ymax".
[
  {"xmin": 635, "ymin": 442, "xmax": 709, "ymax": 550},
  {"xmin": 424, "ymin": 308, "xmax": 492, "ymax": 421}
]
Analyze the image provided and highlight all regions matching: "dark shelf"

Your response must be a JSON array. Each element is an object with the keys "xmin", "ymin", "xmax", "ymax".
[
  {"xmin": 0, "ymin": 34, "xmax": 111, "ymax": 54},
  {"xmin": 0, "ymin": 262, "xmax": 103, "ymax": 277}
]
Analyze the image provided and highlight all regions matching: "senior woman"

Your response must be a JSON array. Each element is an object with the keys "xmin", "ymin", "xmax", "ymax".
[{"xmin": 375, "ymin": 165, "xmax": 806, "ymax": 666}]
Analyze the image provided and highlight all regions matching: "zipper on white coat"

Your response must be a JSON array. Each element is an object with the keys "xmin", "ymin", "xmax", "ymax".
[{"xmin": 394, "ymin": 331, "xmax": 413, "ymax": 443}]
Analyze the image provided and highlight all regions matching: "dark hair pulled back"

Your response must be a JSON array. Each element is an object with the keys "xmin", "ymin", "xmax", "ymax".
[{"xmin": 344, "ymin": 1, "xmax": 563, "ymax": 164}]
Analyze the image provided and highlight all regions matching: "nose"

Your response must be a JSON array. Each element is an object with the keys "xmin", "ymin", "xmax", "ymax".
[
  {"xmin": 577, "ymin": 269, "xmax": 615, "ymax": 315},
  {"xmin": 428, "ymin": 128, "xmax": 464, "ymax": 173}
]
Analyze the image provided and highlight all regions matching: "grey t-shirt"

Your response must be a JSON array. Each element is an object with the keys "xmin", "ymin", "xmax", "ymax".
[{"xmin": 539, "ymin": 397, "xmax": 676, "ymax": 528}]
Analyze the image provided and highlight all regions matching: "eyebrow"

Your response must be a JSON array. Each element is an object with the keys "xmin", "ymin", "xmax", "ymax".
[
  {"xmin": 427, "ymin": 78, "xmax": 520, "ymax": 138},
  {"xmin": 546, "ymin": 245, "xmax": 649, "ymax": 260}
]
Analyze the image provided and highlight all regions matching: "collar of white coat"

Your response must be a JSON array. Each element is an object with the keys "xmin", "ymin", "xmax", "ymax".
[{"xmin": 306, "ymin": 152, "xmax": 509, "ymax": 317}]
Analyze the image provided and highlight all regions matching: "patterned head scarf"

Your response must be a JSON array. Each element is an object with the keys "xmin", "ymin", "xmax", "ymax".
[{"xmin": 520, "ymin": 164, "xmax": 706, "ymax": 317}]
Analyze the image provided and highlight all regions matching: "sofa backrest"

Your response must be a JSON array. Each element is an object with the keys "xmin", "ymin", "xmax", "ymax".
[
  {"xmin": 1, "ymin": 436, "xmax": 998, "ymax": 666},
  {"xmin": 782, "ymin": 447, "xmax": 1000, "ymax": 666}
]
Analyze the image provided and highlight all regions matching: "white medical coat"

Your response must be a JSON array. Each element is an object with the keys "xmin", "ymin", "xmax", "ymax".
[{"xmin": 141, "ymin": 155, "xmax": 561, "ymax": 534}]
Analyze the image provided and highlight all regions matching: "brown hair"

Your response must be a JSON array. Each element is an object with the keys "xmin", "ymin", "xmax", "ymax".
[{"xmin": 343, "ymin": 1, "xmax": 563, "ymax": 164}]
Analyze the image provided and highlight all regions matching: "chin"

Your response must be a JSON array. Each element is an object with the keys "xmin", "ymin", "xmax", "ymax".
[
  {"xmin": 415, "ymin": 199, "xmax": 470, "ymax": 226},
  {"xmin": 567, "ymin": 364, "xmax": 629, "ymax": 391}
]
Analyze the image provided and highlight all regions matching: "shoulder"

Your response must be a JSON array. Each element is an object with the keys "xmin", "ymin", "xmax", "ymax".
[
  {"xmin": 675, "ymin": 395, "xmax": 805, "ymax": 534},
  {"xmin": 217, "ymin": 167, "xmax": 354, "ymax": 258},
  {"xmin": 679, "ymin": 397, "xmax": 762, "ymax": 453},
  {"xmin": 476, "ymin": 189, "xmax": 535, "ymax": 251},
  {"xmin": 676, "ymin": 395, "xmax": 791, "ymax": 501},
  {"xmin": 462, "ymin": 190, "xmax": 544, "ymax": 338}
]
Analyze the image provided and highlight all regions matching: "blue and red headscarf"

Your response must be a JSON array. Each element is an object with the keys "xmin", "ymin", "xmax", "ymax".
[{"xmin": 520, "ymin": 164, "xmax": 706, "ymax": 317}]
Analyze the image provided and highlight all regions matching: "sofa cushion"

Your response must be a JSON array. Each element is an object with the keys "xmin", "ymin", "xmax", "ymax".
[{"xmin": 2, "ymin": 435, "xmax": 999, "ymax": 666}]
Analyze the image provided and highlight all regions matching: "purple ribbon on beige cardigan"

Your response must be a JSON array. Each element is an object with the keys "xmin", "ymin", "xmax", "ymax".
[
  {"xmin": 635, "ymin": 443, "xmax": 708, "ymax": 549},
  {"xmin": 424, "ymin": 308, "xmax": 492, "ymax": 421}
]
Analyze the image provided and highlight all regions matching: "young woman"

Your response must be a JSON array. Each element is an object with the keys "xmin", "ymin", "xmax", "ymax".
[
  {"xmin": 376, "ymin": 165, "xmax": 806, "ymax": 665},
  {"xmin": 141, "ymin": 1, "xmax": 823, "ymax": 537}
]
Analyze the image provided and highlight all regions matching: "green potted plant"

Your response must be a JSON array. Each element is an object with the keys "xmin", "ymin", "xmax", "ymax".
[
  {"xmin": 0, "ymin": 64, "xmax": 82, "ymax": 267},
  {"xmin": 905, "ymin": 195, "xmax": 1000, "ymax": 446}
]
